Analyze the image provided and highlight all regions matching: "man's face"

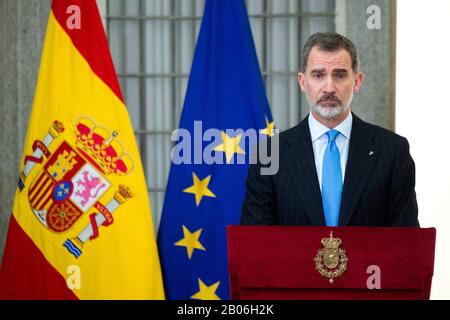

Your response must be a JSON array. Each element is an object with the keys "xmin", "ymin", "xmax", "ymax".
[{"xmin": 298, "ymin": 46, "xmax": 364, "ymax": 121}]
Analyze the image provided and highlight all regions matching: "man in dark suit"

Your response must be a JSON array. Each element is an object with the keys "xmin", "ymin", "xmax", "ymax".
[{"xmin": 240, "ymin": 32, "xmax": 419, "ymax": 227}]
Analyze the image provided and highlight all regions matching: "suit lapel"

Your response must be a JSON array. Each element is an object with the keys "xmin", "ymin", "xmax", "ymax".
[
  {"xmin": 338, "ymin": 114, "xmax": 379, "ymax": 226},
  {"xmin": 285, "ymin": 117, "xmax": 325, "ymax": 225}
]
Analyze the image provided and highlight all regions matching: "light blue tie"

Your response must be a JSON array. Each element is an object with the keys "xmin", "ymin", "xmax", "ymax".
[{"xmin": 322, "ymin": 129, "xmax": 342, "ymax": 227}]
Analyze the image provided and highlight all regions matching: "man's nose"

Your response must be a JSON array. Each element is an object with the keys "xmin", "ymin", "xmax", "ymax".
[{"xmin": 323, "ymin": 76, "xmax": 336, "ymax": 93}]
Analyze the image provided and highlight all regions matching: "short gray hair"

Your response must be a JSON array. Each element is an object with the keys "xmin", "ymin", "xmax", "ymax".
[{"xmin": 301, "ymin": 32, "xmax": 359, "ymax": 73}]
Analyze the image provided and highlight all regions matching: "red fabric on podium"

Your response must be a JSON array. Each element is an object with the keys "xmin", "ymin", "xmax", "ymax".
[{"xmin": 227, "ymin": 226, "xmax": 436, "ymax": 300}]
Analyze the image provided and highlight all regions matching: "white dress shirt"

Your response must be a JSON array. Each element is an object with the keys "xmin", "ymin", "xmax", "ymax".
[{"xmin": 308, "ymin": 111, "xmax": 353, "ymax": 191}]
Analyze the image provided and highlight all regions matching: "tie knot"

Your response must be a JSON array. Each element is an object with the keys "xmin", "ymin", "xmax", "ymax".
[{"xmin": 326, "ymin": 129, "xmax": 340, "ymax": 143}]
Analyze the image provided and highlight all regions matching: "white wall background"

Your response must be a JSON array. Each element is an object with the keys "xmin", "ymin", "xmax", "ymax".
[{"xmin": 397, "ymin": 0, "xmax": 450, "ymax": 300}]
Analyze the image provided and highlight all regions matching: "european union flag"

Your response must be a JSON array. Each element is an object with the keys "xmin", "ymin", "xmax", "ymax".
[{"xmin": 157, "ymin": 0, "xmax": 274, "ymax": 300}]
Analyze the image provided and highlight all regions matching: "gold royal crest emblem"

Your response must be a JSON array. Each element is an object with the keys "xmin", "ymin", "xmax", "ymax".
[
  {"xmin": 18, "ymin": 117, "xmax": 135, "ymax": 259},
  {"xmin": 314, "ymin": 231, "xmax": 348, "ymax": 284}
]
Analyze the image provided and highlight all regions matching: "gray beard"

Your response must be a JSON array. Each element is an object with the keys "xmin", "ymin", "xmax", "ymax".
[{"xmin": 312, "ymin": 103, "xmax": 346, "ymax": 120}]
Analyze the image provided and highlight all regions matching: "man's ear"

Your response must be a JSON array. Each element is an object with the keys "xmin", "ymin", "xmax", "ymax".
[
  {"xmin": 353, "ymin": 71, "xmax": 364, "ymax": 93},
  {"xmin": 298, "ymin": 72, "xmax": 306, "ymax": 92}
]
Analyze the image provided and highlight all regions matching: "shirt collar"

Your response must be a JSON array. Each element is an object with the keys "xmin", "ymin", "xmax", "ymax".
[{"xmin": 308, "ymin": 111, "xmax": 353, "ymax": 142}]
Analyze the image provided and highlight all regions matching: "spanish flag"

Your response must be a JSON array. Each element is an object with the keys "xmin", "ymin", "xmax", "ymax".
[{"xmin": 0, "ymin": 0, "xmax": 165, "ymax": 299}]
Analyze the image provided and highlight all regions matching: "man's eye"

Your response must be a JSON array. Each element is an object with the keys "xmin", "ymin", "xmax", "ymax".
[
  {"xmin": 312, "ymin": 74, "xmax": 323, "ymax": 79},
  {"xmin": 334, "ymin": 74, "xmax": 346, "ymax": 80}
]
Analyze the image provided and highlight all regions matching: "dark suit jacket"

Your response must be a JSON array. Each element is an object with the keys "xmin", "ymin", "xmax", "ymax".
[{"xmin": 240, "ymin": 113, "xmax": 419, "ymax": 226}]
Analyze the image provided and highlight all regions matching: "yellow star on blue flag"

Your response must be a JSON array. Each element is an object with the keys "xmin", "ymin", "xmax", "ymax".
[
  {"xmin": 183, "ymin": 173, "xmax": 216, "ymax": 206},
  {"xmin": 175, "ymin": 225, "xmax": 206, "ymax": 259}
]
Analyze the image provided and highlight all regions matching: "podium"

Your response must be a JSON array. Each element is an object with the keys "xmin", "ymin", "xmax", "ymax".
[{"xmin": 227, "ymin": 226, "xmax": 436, "ymax": 300}]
